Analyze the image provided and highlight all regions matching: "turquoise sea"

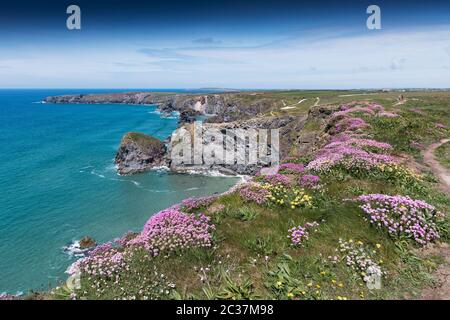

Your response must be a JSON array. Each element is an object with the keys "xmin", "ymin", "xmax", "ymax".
[{"xmin": 0, "ymin": 89, "xmax": 239, "ymax": 294}]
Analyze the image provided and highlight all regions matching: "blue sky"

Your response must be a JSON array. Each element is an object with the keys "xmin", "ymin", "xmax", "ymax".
[{"xmin": 1, "ymin": 0, "xmax": 450, "ymax": 89}]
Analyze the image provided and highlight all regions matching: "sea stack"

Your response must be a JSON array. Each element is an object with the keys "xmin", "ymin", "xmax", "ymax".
[{"xmin": 115, "ymin": 132, "xmax": 167, "ymax": 175}]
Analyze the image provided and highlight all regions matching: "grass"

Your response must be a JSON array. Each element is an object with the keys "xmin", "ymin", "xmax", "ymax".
[
  {"xmin": 45, "ymin": 90, "xmax": 449, "ymax": 301},
  {"xmin": 435, "ymin": 141, "xmax": 450, "ymax": 170},
  {"xmin": 50, "ymin": 171, "xmax": 447, "ymax": 300}
]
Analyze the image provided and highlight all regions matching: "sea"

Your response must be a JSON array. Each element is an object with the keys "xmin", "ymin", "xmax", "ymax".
[{"xmin": 0, "ymin": 89, "xmax": 240, "ymax": 294}]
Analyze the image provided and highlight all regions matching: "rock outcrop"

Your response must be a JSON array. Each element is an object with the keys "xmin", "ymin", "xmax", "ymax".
[
  {"xmin": 178, "ymin": 109, "xmax": 202, "ymax": 125},
  {"xmin": 44, "ymin": 92, "xmax": 278, "ymax": 123},
  {"xmin": 168, "ymin": 115, "xmax": 301, "ymax": 175},
  {"xmin": 79, "ymin": 236, "xmax": 97, "ymax": 249},
  {"xmin": 115, "ymin": 132, "xmax": 167, "ymax": 175},
  {"xmin": 46, "ymin": 91, "xmax": 330, "ymax": 176}
]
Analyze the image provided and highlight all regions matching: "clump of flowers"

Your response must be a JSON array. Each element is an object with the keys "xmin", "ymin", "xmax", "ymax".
[
  {"xmin": 325, "ymin": 137, "xmax": 392, "ymax": 152},
  {"xmin": 288, "ymin": 221, "xmax": 320, "ymax": 246},
  {"xmin": 335, "ymin": 102, "xmax": 385, "ymax": 116},
  {"xmin": 278, "ymin": 163, "xmax": 305, "ymax": 174},
  {"xmin": 353, "ymin": 194, "xmax": 442, "ymax": 245},
  {"xmin": 330, "ymin": 102, "xmax": 399, "ymax": 133},
  {"xmin": 367, "ymin": 103, "xmax": 385, "ymax": 112},
  {"xmin": 263, "ymin": 183, "xmax": 313, "ymax": 209},
  {"xmin": 67, "ymin": 247, "xmax": 177, "ymax": 300},
  {"xmin": 331, "ymin": 107, "xmax": 376, "ymax": 121},
  {"xmin": 338, "ymin": 239, "xmax": 385, "ymax": 285},
  {"xmin": 377, "ymin": 163, "xmax": 422, "ymax": 184},
  {"xmin": 306, "ymin": 138, "xmax": 396, "ymax": 173},
  {"xmin": 127, "ymin": 208, "xmax": 215, "ymax": 255},
  {"xmin": 180, "ymin": 195, "xmax": 218, "ymax": 212},
  {"xmin": 67, "ymin": 242, "xmax": 126, "ymax": 277},
  {"xmin": 299, "ymin": 174, "xmax": 320, "ymax": 188},
  {"xmin": 239, "ymin": 184, "xmax": 270, "ymax": 205},
  {"xmin": 334, "ymin": 117, "xmax": 370, "ymax": 133},
  {"xmin": 262, "ymin": 173, "xmax": 292, "ymax": 186}
]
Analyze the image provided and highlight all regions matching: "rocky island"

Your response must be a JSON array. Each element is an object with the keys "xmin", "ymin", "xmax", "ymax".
[{"xmin": 115, "ymin": 132, "xmax": 167, "ymax": 175}]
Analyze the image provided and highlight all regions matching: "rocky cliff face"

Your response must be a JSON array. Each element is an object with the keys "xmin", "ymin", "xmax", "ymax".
[
  {"xmin": 168, "ymin": 115, "xmax": 305, "ymax": 175},
  {"xmin": 44, "ymin": 92, "xmax": 276, "ymax": 123},
  {"xmin": 115, "ymin": 132, "xmax": 167, "ymax": 175},
  {"xmin": 47, "ymin": 91, "xmax": 330, "ymax": 176}
]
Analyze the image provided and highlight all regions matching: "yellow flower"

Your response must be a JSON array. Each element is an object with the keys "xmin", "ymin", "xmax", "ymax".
[
  {"xmin": 331, "ymin": 279, "xmax": 337, "ymax": 284},
  {"xmin": 307, "ymin": 282, "xmax": 313, "ymax": 287},
  {"xmin": 357, "ymin": 241, "xmax": 363, "ymax": 245},
  {"xmin": 338, "ymin": 282, "xmax": 344, "ymax": 288},
  {"xmin": 276, "ymin": 281, "xmax": 282, "ymax": 287},
  {"xmin": 316, "ymin": 284, "xmax": 321, "ymax": 289},
  {"xmin": 287, "ymin": 292, "xmax": 294, "ymax": 298},
  {"xmin": 376, "ymin": 243, "xmax": 381, "ymax": 249},
  {"xmin": 349, "ymin": 239, "xmax": 353, "ymax": 243}
]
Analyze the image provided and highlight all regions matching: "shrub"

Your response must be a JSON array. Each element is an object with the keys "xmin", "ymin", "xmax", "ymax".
[
  {"xmin": 239, "ymin": 184, "xmax": 270, "ymax": 205},
  {"xmin": 353, "ymin": 194, "xmax": 443, "ymax": 245},
  {"xmin": 278, "ymin": 163, "xmax": 305, "ymax": 174},
  {"xmin": 127, "ymin": 209, "xmax": 215, "ymax": 255},
  {"xmin": 299, "ymin": 174, "xmax": 320, "ymax": 188}
]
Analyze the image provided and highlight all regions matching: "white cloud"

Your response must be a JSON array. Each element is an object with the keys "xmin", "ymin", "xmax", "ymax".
[{"xmin": 1, "ymin": 25, "xmax": 450, "ymax": 88}]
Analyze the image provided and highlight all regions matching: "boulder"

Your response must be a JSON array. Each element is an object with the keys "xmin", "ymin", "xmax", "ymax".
[{"xmin": 79, "ymin": 236, "xmax": 97, "ymax": 249}]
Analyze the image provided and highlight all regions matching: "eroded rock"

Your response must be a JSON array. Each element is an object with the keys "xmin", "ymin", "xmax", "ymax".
[
  {"xmin": 79, "ymin": 236, "xmax": 97, "ymax": 249},
  {"xmin": 115, "ymin": 132, "xmax": 167, "ymax": 175}
]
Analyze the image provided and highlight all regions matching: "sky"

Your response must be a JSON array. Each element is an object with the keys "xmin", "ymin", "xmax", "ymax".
[{"xmin": 1, "ymin": 0, "xmax": 450, "ymax": 89}]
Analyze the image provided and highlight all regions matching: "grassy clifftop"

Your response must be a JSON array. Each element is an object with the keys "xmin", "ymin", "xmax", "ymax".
[{"xmin": 47, "ymin": 91, "xmax": 449, "ymax": 300}]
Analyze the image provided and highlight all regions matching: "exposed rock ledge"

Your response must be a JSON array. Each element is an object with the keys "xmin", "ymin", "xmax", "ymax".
[{"xmin": 115, "ymin": 132, "xmax": 167, "ymax": 175}]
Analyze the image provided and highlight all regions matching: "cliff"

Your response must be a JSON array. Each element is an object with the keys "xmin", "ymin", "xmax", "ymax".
[
  {"xmin": 46, "ymin": 91, "xmax": 332, "ymax": 175},
  {"xmin": 44, "ymin": 92, "xmax": 280, "ymax": 123}
]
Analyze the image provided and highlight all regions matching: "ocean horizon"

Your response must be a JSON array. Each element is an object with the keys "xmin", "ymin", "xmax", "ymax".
[{"xmin": 0, "ymin": 89, "xmax": 239, "ymax": 294}]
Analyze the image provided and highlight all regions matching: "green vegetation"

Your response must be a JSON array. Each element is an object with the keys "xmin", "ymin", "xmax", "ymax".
[
  {"xmin": 47, "ymin": 91, "xmax": 449, "ymax": 300},
  {"xmin": 435, "ymin": 142, "xmax": 450, "ymax": 170},
  {"xmin": 123, "ymin": 132, "xmax": 163, "ymax": 147}
]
